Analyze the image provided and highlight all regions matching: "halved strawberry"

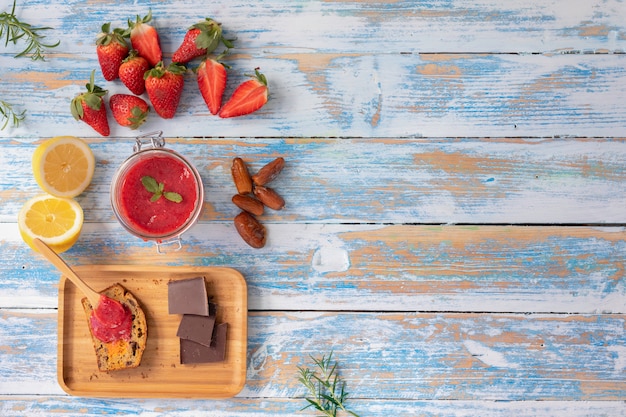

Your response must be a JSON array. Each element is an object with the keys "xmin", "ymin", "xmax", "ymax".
[
  {"xmin": 196, "ymin": 55, "xmax": 228, "ymax": 115},
  {"xmin": 127, "ymin": 10, "xmax": 162, "ymax": 67},
  {"xmin": 109, "ymin": 94, "xmax": 149, "ymax": 130},
  {"xmin": 218, "ymin": 68, "xmax": 268, "ymax": 118},
  {"xmin": 96, "ymin": 22, "xmax": 129, "ymax": 81},
  {"xmin": 119, "ymin": 50, "xmax": 150, "ymax": 95},
  {"xmin": 144, "ymin": 62, "xmax": 186, "ymax": 119},
  {"xmin": 172, "ymin": 17, "xmax": 233, "ymax": 64},
  {"xmin": 70, "ymin": 70, "xmax": 110, "ymax": 136}
]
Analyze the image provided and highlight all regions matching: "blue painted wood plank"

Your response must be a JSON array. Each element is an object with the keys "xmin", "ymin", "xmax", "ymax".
[
  {"xmin": 0, "ymin": 0, "xmax": 623, "ymax": 414},
  {"xmin": 0, "ymin": 397, "xmax": 624, "ymax": 417},
  {"xmin": 1, "ymin": 225, "xmax": 624, "ymax": 313},
  {"xmin": 3, "ymin": 0, "xmax": 625, "ymax": 55},
  {"xmin": 2, "ymin": 138, "xmax": 625, "ymax": 224},
  {"xmin": 1, "ymin": 310, "xmax": 624, "ymax": 400},
  {"xmin": 0, "ymin": 53, "xmax": 625, "ymax": 138}
]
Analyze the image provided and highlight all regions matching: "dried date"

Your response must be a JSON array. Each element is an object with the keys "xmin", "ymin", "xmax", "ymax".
[
  {"xmin": 232, "ymin": 194, "xmax": 264, "ymax": 216},
  {"xmin": 231, "ymin": 157, "xmax": 253, "ymax": 194},
  {"xmin": 253, "ymin": 185, "xmax": 285, "ymax": 210},
  {"xmin": 234, "ymin": 211, "xmax": 266, "ymax": 248},
  {"xmin": 252, "ymin": 157, "xmax": 285, "ymax": 186}
]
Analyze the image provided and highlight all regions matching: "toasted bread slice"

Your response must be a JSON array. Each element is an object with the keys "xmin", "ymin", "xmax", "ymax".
[{"xmin": 81, "ymin": 283, "xmax": 147, "ymax": 372}]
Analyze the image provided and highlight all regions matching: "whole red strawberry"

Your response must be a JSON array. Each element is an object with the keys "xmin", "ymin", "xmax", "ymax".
[
  {"xmin": 109, "ymin": 94, "xmax": 150, "ymax": 129},
  {"xmin": 96, "ymin": 23, "xmax": 129, "ymax": 81},
  {"xmin": 219, "ymin": 68, "xmax": 268, "ymax": 118},
  {"xmin": 196, "ymin": 55, "xmax": 228, "ymax": 115},
  {"xmin": 70, "ymin": 70, "xmax": 110, "ymax": 136},
  {"xmin": 172, "ymin": 17, "xmax": 233, "ymax": 64},
  {"xmin": 127, "ymin": 10, "xmax": 162, "ymax": 67},
  {"xmin": 144, "ymin": 62, "xmax": 186, "ymax": 119},
  {"xmin": 119, "ymin": 50, "xmax": 150, "ymax": 95}
]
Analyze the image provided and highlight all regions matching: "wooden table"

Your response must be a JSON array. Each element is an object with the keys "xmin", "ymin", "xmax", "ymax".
[{"xmin": 1, "ymin": 0, "xmax": 625, "ymax": 415}]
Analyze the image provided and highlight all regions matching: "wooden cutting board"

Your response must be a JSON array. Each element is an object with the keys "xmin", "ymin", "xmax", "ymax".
[{"xmin": 57, "ymin": 265, "xmax": 247, "ymax": 398}]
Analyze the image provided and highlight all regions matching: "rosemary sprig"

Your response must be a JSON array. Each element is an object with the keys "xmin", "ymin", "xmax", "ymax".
[
  {"xmin": 297, "ymin": 352, "xmax": 360, "ymax": 417},
  {"xmin": 0, "ymin": 0, "xmax": 60, "ymax": 60},
  {"xmin": 0, "ymin": 0, "xmax": 59, "ymax": 129},
  {"xmin": 0, "ymin": 99, "xmax": 25, "ymax": 129}
]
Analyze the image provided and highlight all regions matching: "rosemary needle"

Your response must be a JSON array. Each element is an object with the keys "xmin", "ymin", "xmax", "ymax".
[
  {"xmin": 298, "ymin": 351, "xmax": 360, "ymax": 417},
  {"xmin": 0, "ymin": 0, "xmax": 60, "ymax": 129},
  {"xmin": 0, "ymin": 99, "xmax": 25, "ymax": 130},
  {"xmin": 0, "ymin": 0, "xmax": 60, "ymax": 61}
]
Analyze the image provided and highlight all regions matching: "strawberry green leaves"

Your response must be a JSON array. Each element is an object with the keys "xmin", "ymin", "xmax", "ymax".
[{"xmin": 70, "ymin": 70, "xmax": 110, "ymax": 136}]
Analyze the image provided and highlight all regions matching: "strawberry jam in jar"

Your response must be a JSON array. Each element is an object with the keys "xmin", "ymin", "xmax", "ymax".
[{"xmin": 111, "ymin": 132, "xmax": 204, "ymax": 252}]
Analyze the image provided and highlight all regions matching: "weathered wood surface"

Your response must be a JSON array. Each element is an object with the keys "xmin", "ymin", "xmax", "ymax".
[
  {"xmin": 11, "ymin": 0, "xmax": 626, "ymax": 54},
  {"xmin": 2, "ymin": 53, "xmax": 626, "ymax": 138},
  {"xmin": 1, "ymin": 224, "xmax": 625, "ymax": 313},
  {"xmin": 2, "ymin": 397, "xmax": 625, "ymax": 417},
  {"xmin": 0, "ymin": 1, "xmax": 625, "ymax": 138},
  {"xmin": 2, "ymin": 138, "xmax": 626, "ymax": 224},
  {"xmin": 0, "ymin": 0, "xmax": 624, "ymax": 415},
  {"xmin": 2, "ymin": 310, "xmax": 625, "ymax": 400}
]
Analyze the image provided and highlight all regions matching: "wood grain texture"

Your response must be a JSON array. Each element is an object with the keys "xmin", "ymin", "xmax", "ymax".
[
  {"xmin": 2, "ymin": 138, "xmax": 625, "ymax": 224},
  {"xmin": 1, "ymin": 397, "xmax": 624, "ymax": 417},
  {"xmin": 0, "ymin": 54, "xmax": 625, "ymax": 138},
  {"xmin": 3, "ymin": 0, "xmax": 625, "ymax": 55},
  {"xmin": 0, "ymin": 0, "xmax": 624, "ymax": 414},
  {"xmin": 1, "ymin": 224, "xmax": 624, "ymax": 314},
  {"xmin": 57, "ymin": 266, "xmax": 247, "ymax": 398},
  {"xmin": 1, "ymin": 310, "xmax": 624, "ymax": 401}
]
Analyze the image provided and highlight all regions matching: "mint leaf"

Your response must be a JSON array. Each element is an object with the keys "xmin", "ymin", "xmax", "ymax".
[
  {"xmin": 164, "ymin": 192, "xmax": 183, "ymax": 203},
  {"xmin": 141, "ymin": 176, "xmax": 160, "ymax": 193},
  {"xmin": 141, "ymin": 175, "xmax": 182, "ymax": 204}
]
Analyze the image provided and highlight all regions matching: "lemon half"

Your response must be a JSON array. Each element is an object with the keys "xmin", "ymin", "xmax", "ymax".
[
  {"xmin": 32, "ymin": 136, "xmax": 95, "ymax": 198},
  {"xmin": 18, "ymin": 194, "xmax": 84, "ymax": 253}
]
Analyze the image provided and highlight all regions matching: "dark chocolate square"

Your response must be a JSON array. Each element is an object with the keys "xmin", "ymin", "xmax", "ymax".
[
  {"xmin": 180, "ymin": 322, "xmax": 228, "ymax": 364},
  {"xmin": 176, "ymin": 310, "xmax": 216, "ymax": 347},
  {"xmin": 167, "ymin": 276, "xmax": 209, "ymax": 315}
]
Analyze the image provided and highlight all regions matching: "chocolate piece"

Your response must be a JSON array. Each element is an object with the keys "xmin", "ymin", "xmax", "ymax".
[
  {"xmin": 176, "ymin": 303, "xmax": 217, "ymax": 347},
  {"xmin": 167, "ymin": 276, "xmax": 209, "ymax": 315},
  {"xmin": 180, "ymin": 323, "xmax": 228, "ymax": 364}
]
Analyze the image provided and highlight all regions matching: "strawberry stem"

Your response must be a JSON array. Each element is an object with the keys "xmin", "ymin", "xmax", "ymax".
[
  {"xmin": 244, "ymin": 68, "xmax": 268, "ymax": 87},
  {"xmin": 70, "ymin": 70, "xmax": 108, "ymax": 120},
  {"xmin": 144, "ymin": 61, "xmax": 187, "ymax": 79}
]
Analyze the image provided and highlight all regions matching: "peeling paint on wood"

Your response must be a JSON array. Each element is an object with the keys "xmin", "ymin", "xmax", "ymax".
[
  {"xmin": 1, "ymin": 53, "xmax": 626, "ymax": 138},
  {"xmin": 1, "ymin": 310, "xmax": 624, "ymax": 401},
  {"xmin": 2, "ymin": 138, "xmax": 625, "ymax": 223},
  {"xmin": 1, "ymin": 224, "xmax": 624, "ymax": 314},
  {"xmin": 0, "ymin": 0, "xmax": 624, "ymax": 414}
]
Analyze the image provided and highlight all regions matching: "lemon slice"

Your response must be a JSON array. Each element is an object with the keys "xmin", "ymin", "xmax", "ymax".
[
  {"xmin": 32, "ymin": 136, "xmax": 95, "ymax": 198},
  {"xmin": 18, "ymin": 194, "xmax": 84, "ymax": 253}
]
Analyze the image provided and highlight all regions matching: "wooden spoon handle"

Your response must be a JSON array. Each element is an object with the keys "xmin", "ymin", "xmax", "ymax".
[{"xmin": 32, "ymin": 238, "xmax": 101, "ymax": 308}]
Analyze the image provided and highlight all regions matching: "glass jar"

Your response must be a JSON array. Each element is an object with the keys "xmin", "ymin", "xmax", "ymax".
[{"xmin": 110, "ymin": 132, "xmax": 204, "ymax": 253}]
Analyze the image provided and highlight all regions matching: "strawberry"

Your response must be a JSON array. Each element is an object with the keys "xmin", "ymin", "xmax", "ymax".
[
  {"xmin": 70, "ymin": 70, "xmax": 110, "ymax": 136},
  {"xmin": 196, "ymin": 55, "xmax": 228, "ymax": 115},
  {"xmin": 96, "ymin": 23, "xmax": 129, "ymax": 81},
  {"xmin": 119, "ymin": 50, "xmax": 150, "ymax": 95},
  {"xmin": 172, "ymin": 18, "xmax": 233, "ymax": 64},
  {"xmin": 219, "ymin": 68, "xmax": 268, "ymax": 118},
  {"xmin": 144, "ymin": 62, "xmax": 186, "ymax": 119},
  {"xmin": 109, "ymin": 94, "xmax": 150, "ymax": 130},
  {"xmin": 127, "ymin": 10, "xmax": 162, "ymax": 67}
]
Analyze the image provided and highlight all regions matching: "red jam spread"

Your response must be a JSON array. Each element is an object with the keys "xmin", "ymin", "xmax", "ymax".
[
  {"xmin": 89, "ymin": 294, "xmax": 132, "ymax": 343},
  {"xmin": 118, "ymin": 154, "xmax": 199, "ymax": 237}
]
